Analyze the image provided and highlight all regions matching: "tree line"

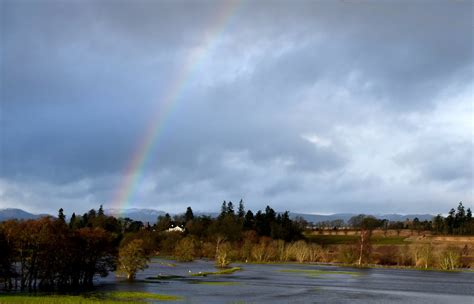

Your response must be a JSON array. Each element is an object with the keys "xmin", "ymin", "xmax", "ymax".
[
  {"xmin": 312, "ymin": 202, "xmax": 474, "ymax": 236},
  {"xmin": 0, "ymin": 201, "xmax": 472, "ymax": 290},
  {"xmin": 0, "ymin": 211, "xmax": 117, "ymax": 290},
  {"xmin": 0, "ymin": 201, "xmax": 304, "ymax": 290},
  {"xmin": 432, "ymin": 202, "xmax": 473, "ymax": 235}
]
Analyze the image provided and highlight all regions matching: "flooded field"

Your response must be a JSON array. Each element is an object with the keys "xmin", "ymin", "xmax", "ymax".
[{"xmin": 98, "ymin": 258, "xmax": 474, "ymax": 304}]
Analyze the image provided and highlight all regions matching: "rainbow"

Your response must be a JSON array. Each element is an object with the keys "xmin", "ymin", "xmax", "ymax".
[{"xmin": 111, "ymin": 0, "xmax": 241, "ymax": 213}]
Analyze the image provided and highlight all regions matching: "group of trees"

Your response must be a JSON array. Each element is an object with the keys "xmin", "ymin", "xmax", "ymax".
[
  {"xmin": 328, "ymin": 203, "xmax": 472, "ymax": 267},
  {"xmin": 433, "ymin": 202, "xmax": 473, "ymax": 235},
  {"xmin": 0, "ymin": 205, "xmax": 159, "ymax": 290},
  {"xmin": 155, "ymin": 201, "xmax": 305, "ymax": 242},
  {"xmin": 0, "ymin": 201, "xmax": 305, "ymax": 289},
  {"xmin": 1, "ymin": 201, "xmax": 472, "ymax": 290},
  {"xmin": 310, "ymin": 202, "xmax": 474, "ymax": 236},
  {"xmin": 0, "ymin": 209, "xmax": 118, "ymax": 290},
  {"xmin": 152, "ymin": 201, "xmax": 305, "ymax": 266},
  {"xmin": 153, "ymin": 202, "xmax": 305, "ymax": 267}
]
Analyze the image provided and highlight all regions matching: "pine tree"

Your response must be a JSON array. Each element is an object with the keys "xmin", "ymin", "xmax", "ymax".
[
  {"xmin": 88, "ymin": 209, "xmax": 97, "ymax": 219},
  {"xmin": 69, "ymin": 212, "xmax": 77, "ymax": 229},
  {"xmin": 244, "ymin": 210, "xmax": 254, "ymax": 230},
  {"xmin": 220, "ymin": 201, "xmax": 227, "ymax": 218},
  {"xmin": 433, "ymin": 214, "xmax": 444, "ymax": 234},
  {"xmin": 227, "ymin": 201, "xmax": 235, "ymax": 216},
  {"xmin": 98, "ymin": 205, "xmax": 105, "ymax": 217},
  {"xmin": 185, "ymin": 207, "xmax": 194, "ymax": 223},
  {"xmin": 238, "ymin": 200, "xmax": 245, "ymax": 218},
  {"xmin": 156, "ymin": 213, "xmax": 172, "ymax": 231},
  {"xmin": 58, "ymin": 208, "xmax": 66, "ymax": 223},
  {"xmin": 446, "ymin": 208, "xmax": 455, "ymax": 234}
]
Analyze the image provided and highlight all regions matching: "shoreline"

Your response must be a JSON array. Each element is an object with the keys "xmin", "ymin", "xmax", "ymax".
[{"xmin": 151, "ymin": 256, "xmax": 473, "ymax": 273}]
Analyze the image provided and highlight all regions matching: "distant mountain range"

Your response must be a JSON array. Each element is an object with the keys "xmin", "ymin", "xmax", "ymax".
[
  {"xmin": 0, "ymin": 208, "xmax": 435, "ymax": 223},
  {"xmin": 0, "ymin": 208, "xmax": 51, "ymax": 221},
  {"xmin": 289, "ymin": 212, "xmax": 434, "ymax": 223},
  {"xmin": 105, "ymin": 208, "xmax": 167, "ymax": 224}
]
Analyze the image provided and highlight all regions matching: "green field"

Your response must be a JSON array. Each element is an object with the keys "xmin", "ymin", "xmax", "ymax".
[
  {"xmin": 0, "ymin": 291, "xmax": 182, "ymax": 304},
  {"xmin": 191, "ymin": 267, "xmax": 242, "ymax": 277}
]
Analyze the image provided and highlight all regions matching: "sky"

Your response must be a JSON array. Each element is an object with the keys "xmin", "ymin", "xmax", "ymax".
[{"xmin": 0, "ymin": 0, "xmax": 473, "ymax": 215}]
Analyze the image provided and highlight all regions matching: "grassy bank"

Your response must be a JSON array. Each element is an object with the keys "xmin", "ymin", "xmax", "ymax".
[
  {"xmin": 151, "ymin": 231, "xmax": 473, "ymax": 271},
  {"xmin": 305, "ymin": 234, "xmax": 407, "ymax": 245},
  {"xmin": 0, "ymin": 291, "xmax": 182, "ymax": 304}
]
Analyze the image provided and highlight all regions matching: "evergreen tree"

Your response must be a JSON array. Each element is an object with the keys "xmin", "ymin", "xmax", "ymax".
[
  {"xmin": 446, "ymin": 208, "xmax": 455, "ymax": 234},
  {"xmin": 220, "ymin": 201, "xmax": 227, "ymax": 218},
  {"xmin": 69, "ymin": 212, "xmax": 77, "ymax": 229},
  {"xmin": 185, "ymin": 207, "xmax": 194, "ymax": 223},
  {"xmin": 156, "ymin": 213, "xmax": 172, "ymax": 231},
  {"xmin": 244, "ymin": 210, "xmax": 255, "ymax": 230},
  {"xmin": 87, "ymin": 209, "xmax": 97, "ymax": 224},
  {"xmin": 58, "ymin": 208, "xmax": 66, "ymax": 223},
  {"xmin": 467, "ymin": 208, "xmax": 473, "ymax": 234},
  {"xmin": 265, "ymin": 205, "xmax": 276, "ymax": 222},
  {"xmin": 255, "ymin": 210, "xmax": 269, "ymax": 236},
  {"xmin": 455, "ymin": 202, "xmax": 466, "ymax": 233},
  {"xmin": 227, "ymin": 201, "xmax": 235, "ymax": 216},
  {"xmin": 238, "ymin": 199, "xmax": 245, "ymax": 218},
  {"xmin": 98, "ymin": 205, "xmax": 105, "ymax": 217},
  {"xmin": 433, "ymin": 214, "xmax": 444, "ymax": 234}
]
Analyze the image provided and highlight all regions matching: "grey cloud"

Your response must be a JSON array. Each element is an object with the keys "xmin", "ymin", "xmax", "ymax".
[
  {"xmin": 1, "ymin": 0, "xmax": 472, "ymax": 214},
  {"xmin": 397, "ymin": 139, "xmax": 473, "ymax": 187}
]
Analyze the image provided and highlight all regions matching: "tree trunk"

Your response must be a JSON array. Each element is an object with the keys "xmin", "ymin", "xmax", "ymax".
[{"xmin": 358, "ymin": 229, "xmax": 365, "ymax": 266}]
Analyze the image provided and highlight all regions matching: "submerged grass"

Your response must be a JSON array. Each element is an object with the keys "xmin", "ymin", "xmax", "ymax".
[
  {"xmin": 279, "ymin": 269, "xmax": 359, "ymax": 277},
  {"xmin": 0, "ymin": 291, "xmax": 182, "ymax": 304},
  {"xmin": 0, "ymin": 295, "xmax": 134, "ymax": 304},
  {"xmin": 107, "ymin": 291, "xmax": 181, "ymax": 301},
  {"xmin": 159, "ymin": 262, "xmax": 177, "ymax": 267},
  {"xmin": 191, "ymin": 267, "xmax": 242, "ymax": 277}
]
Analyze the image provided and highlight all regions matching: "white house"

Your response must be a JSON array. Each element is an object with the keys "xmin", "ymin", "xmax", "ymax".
[{"xmin": 166, "ymin": 225, "xmax": 184, "ymax": 233}]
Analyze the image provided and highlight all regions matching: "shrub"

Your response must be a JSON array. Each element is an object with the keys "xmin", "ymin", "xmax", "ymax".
[
  {"xmin": 174, "ymin": 236, "xmax": 198, "ymax": 262},
  {"xmin": 201, "ymin": 242, "xmax": 216, "ymax": 259},
  {"xmin": 117, "ymin": 239, "xmax": 149, "ymax": 280},
  {"xmin": 398, "ymin": 245, "xmax": 414, "ymax": 266},
  {"xmin": 288, "ymin": 240, "xmax": 311, "ymax": 262},
  {"xmin": 338, "ymin": 245, "xmax": 358, "ymax": 264},
  {"xmin": 215, "ymin": 242, "xmax": 232, "ymax": 267},
  {"xmin": 413, "ymin": 243, "xmax": 434, "ymax": 269},
  {"xmin": 438, "ymin": 246, "xmax": 461, "ymax": 270},
  {"xmin": 375, "ymin": 246, "xmax": 399, "ymax": 265}
]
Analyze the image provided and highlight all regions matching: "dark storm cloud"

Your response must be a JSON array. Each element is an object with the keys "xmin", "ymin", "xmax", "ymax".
[{"xmin": 0, "ymin": 0, "xmax": 472, "ymax": 214}]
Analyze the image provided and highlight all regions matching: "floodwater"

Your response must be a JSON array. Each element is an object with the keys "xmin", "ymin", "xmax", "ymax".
[{"xmin": 99, "ymin": 258, "xmax": 474, "ymax": 304}]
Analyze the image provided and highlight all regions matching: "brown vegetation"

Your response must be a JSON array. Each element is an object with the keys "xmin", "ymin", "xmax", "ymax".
[{"xmin": 1, "ymin": 201, "xmax": 473, "ymax": 292}]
